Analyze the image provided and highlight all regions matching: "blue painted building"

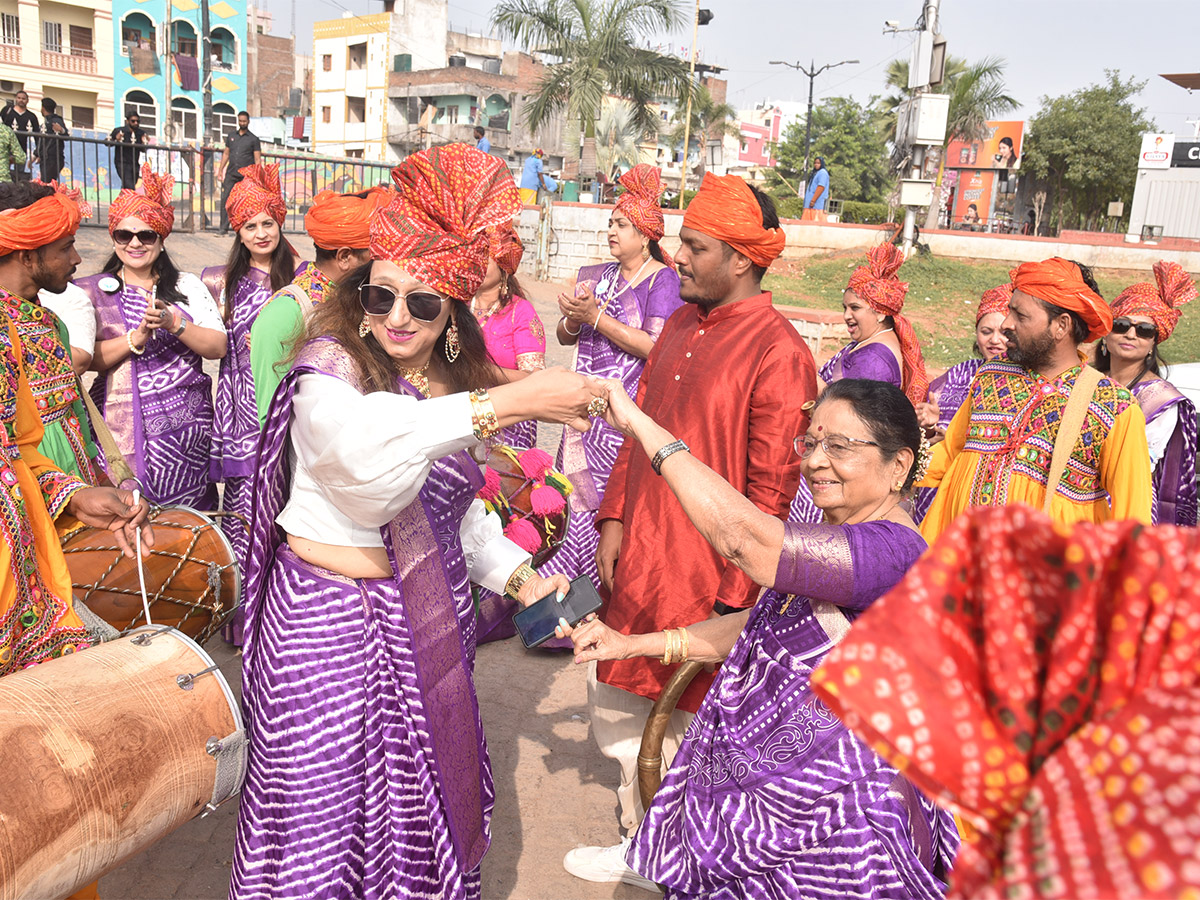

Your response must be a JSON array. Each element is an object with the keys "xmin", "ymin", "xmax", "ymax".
[{"xmin": 113, "ymin": 0, "xmax": 247, "ymax": 144}]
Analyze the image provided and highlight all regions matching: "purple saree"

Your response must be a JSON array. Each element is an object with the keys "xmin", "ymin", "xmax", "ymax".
[
  {"xmin": 912, "ymin": 358, "xmax": 984, "ymax": 523},
  {"xmin": 1131, "ymin": 376, "xmax": 1198, "ymax": 526},
  {"xmin": 628, "ymin": 520, "xmax": 957, "ymax": 899},
  {"xmin": 231, "ymin": 338, "xmax": 491, "ymax": 900},
  {"xmin": 544, "ymin": 262, "xmax": 682, "ymax": 588},
  {"xmin": 78, "ymin": 275, "xmax": 217, "ymax": 508}
]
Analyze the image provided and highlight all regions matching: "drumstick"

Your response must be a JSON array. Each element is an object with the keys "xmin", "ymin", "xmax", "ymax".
[{"xmin": 132, "ymin": 488, "xmax": 153, "ymax": 627}]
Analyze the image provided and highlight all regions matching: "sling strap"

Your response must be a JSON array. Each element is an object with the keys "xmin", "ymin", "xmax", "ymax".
[
  {"xmin": 1042, "ymin": 365, "xmax": 1104, "ymax": 514},
  {"xmin": 81, "ymin": 386, "xmax": 137, "ymax": 488}
]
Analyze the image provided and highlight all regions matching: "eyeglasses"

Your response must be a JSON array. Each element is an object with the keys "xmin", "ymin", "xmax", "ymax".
[
  {"xmin": 113, "ymin": 228, "xmax": 160, "ymax": 246},
  {"xmin": 1111, "ymin": 318, "xmax": 1157, "ymax": 340},
  {"xmin": 794, "ymin": 433, "xmax": 880, "ymax": 459},
  {"xmin": 358, "ymin": 283, "xmax": 449, "ymax": 321}
]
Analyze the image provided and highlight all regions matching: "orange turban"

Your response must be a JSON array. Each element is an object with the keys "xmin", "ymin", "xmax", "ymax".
[
  {"xmin": 304, "ymin": 184, "xmax": 392, "ymax": 251},
  {"xmin": 977, "ymin": 276, "xmax": 1015, "ymax": 323},
  {"xmin": 1110, "ymin": 260, "xmax": 1196, "ymax": 343},
  {"xmin": 487, "ymin": 223, "xmax": 523, "ymax": 276},
  {"xmin": 108, "ymin": 163, "xmax": 174, "ymax": 237},
  {"xmin": 226, "ymin": 163, "xmax": 286, "ymax": 232},
  {"xmin": 370, "ymin": 143, "xmax": 521, "ymax": 301},
  {"xmin": 1012, "ymin": 257, "xmax": 1111, "ymax": 342},
  {"xmin": 0, "ymin": 181, "xmax": 90, "ymax": 255},
  {"xmin": 682, "ymin": 173, "xmax": 785, "ymax": 267},
  {"xmin": 846, "ymin": 243, "xmax": 929, "ymax": 406}
]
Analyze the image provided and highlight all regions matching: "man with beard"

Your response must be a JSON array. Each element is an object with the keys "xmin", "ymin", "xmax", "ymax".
[
  {"xmin": 919, "ymin": 256, "xmax": 1152, "ymax": 539},
  {"xmin": 563, "ymin": 172, "xmax": 815, "ymax": 891}
]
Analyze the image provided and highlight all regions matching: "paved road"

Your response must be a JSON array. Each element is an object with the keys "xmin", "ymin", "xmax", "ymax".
[{"xmin": 65, "ymin": 229, "xmax": 651, "ymax": 899}]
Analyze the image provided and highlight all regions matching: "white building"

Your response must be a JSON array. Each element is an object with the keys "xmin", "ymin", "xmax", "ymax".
[{"xmin": 312, "ymin": 11, "xmax": 393, "ymax": 160}]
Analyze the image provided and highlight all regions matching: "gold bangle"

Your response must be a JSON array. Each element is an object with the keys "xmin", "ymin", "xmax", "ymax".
[
  {"xmin": 126, "ymin": 331, "xmax": 145, "ymax": 356},
  {"xmin": 660, "ymin": 629, "xmax": 673, "ymax": 666},
  {"xmin": 676, "ymin": 626, "xmax": 689, "ymax": 663},
  {"xmin": 505, "ymin": 562, "xmax": 538, "ymax": 598},
  {"xmin": 469, "ymin": 388, "xmax": 501, "ymax": 441}
]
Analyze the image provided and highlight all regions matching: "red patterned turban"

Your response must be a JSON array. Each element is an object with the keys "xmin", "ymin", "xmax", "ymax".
[
  {"xmin": 1110, "ymin": 260, "xmax": 1197, "ymax": 343},
  {"xmin": 682, "ymin": 173, "xmax": 785, "ymax": 267},
  {"xmin": 976, "ymin": 277, "xmax": 1014, "ymax": 323},
  {"xmin": 487, "ymin": 223, "xmax": 524, "ymax": 276},
  {"xmin": 1012, "ymin": 257, "xmax": 1111, "ymax": 342},
  {"xmin": 305, "ymin": 184, "xmax": 392, "ymax": 251},
  {"xmin": 0, "ymin": 181, "xmax": 90, "ymax": 255},
  {"xmin": 226, "ymin": 163, "xmax": 286, "ymax": 232},
  {"xmin": 108, "ymin": 163, "xmax": 174, "ymax": 237},
  {"xmin": 371, "ymin": 143, "xmax": 521, "ymax": 301},
  {"xmin": 845, "ymin": 243, "xmax": 929, "ymax": 405},
  {"xmin": 615, "ymin": 164, "xmax": 673, "ymax": 268}
]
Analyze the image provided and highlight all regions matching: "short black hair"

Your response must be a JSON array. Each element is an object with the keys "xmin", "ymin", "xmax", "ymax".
[
  {"xmin": 815, "ymin": 378, "xmax": 923, "ymax": 490},
  {"xmin": 1038, "ymin": 259, "xmax": 1101, "ymax": 344},
  {"xmin": 41, "ymin": 97, "xmax": 56, "ymax": 113},
  {"xmin": 747, "ymin": 183, "xmax": 779, "ymax": 283},
  {"xmin": 0, "ymin": 181, "xmax": 55, "ymax": 213},
  {"xmin": 473, "ymin": 125, "xmax": 485, "ymax": 137},
  {"xmin": 238, "ymin": 111, "xmax": 249, "ymax": 119}
]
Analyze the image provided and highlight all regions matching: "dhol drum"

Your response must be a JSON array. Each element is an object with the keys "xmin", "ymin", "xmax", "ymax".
[
  {"xmin": 60, "ymin": 504, "xmax": 241, "ymax": 644},
  {"xmin": 0, "ymin": 625, "xmax": 245, "ymax": 899}
]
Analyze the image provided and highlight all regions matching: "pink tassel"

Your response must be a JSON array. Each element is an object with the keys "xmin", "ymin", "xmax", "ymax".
[
  {"xmin": 530, "ymin": 484, "xmax": 565, "ymax": 516},
  {"xmin": 504, "ymin": 517, "xmax": 543, "ymax": 554},
  {"xmin": 517, "ymin": 447, "xmax": 554, "ymax": 481},
  {"xmin": 478, "ymin": 466, "xmax": 502, "ymax": 502}
]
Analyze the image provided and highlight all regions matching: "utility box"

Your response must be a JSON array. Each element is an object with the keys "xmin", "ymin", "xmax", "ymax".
[
  {"xmin": 895, "ymin": 94, "xmax": 950, "ymax": 148},
  {"xmin": 899, "ymin": 179, "xmax": 934, "ymax": 208}
]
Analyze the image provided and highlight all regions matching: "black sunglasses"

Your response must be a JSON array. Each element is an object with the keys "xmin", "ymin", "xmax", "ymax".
[
  {"xmin": 113, "ymin": 228, "xmax": 160, "ymax": 246},
  {"xmin": 1111, "ymin": 318, "xmax": 1156, "ymax": 340},
  {"xmin": 358, "ymin": 284, "xmax": 448, "ymax": 321}
]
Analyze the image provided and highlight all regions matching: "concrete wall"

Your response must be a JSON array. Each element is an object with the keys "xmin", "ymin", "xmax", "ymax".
[{"xmin": 513, "ymin": 200, "xmax": 1200, "ymax": 284}]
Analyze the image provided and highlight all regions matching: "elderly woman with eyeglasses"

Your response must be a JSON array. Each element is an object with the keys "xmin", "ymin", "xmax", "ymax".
[
  {"xmin": 1095, "ymin": 260, "xmax": 1198, "ymax": 525},
  {"xmin": 230, "ymin": 145, "xmax": 601, "ymax": 900},
  {"xmin": 558, "ymin": 377, "xmax": 958, "ymax": 900}
]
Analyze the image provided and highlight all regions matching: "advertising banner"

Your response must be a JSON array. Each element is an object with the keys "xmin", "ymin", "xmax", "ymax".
[
  {"xmin": 1138, "ymin": 133, "xmax": 1175, "ymax": 169},
  {"xmin": 951, "ymin": 169, "xmax": 996, "ymax": 229},
  {"xmin": 946, "ymin": 121, "xmax": 1024, "ymax": 170}
]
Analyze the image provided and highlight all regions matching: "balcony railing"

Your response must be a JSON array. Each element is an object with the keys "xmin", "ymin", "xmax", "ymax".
[
  {"xmin": 42, "ymin": 48, "xmax": 97, "ymax": 73},
  {"xmin": 0, "ymin": 43, "xmax": 18, "ymax": 64}
]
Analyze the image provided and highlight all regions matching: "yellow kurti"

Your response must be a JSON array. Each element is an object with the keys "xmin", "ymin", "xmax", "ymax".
[
  {"xmin": 920, "ymin": 359, "xmax": 1153, "ymax": 542},
  {"xmin": 0, "ymin": 313, "xmax": 90, "ymax": 676}
]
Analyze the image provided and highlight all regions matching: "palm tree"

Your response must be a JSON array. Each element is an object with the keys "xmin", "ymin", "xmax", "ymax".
[
  {"xmin": 596, "ymin": 99, "xmax": 651, "ymax": 177},
  {"xmin": 668, "ymin": 84, "xmax": 740, "ymax": 180},
  {"xmin": 491, "ymin": 0, "xmax": 695, "ymax": 172}
]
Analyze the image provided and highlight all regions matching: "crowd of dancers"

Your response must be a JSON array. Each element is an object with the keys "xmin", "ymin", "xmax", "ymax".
[{"xmin": 0, "ymin": 142, "xmax": 1197, "ymax": 900}]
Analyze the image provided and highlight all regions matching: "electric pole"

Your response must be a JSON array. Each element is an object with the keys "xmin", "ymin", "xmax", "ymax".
[{"xmin": 768, "ymin": 58, "xmax": 859, "ymax": 179}]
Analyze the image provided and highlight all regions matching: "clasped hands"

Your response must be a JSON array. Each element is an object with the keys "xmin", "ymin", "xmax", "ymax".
[{"xmin": 557, "ymin": 281, "xmax": 600, "ymax": 327}]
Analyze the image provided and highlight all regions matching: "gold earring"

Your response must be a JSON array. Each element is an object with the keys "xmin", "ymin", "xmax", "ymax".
[
  {"xmin": 641, "ymin": 243, "xmax": 650, "ymax": 261},
  {"xmin": 445, "ymin": 321, "xmax": 461, "ymax": 362},
  {"xmin": 894, "ymin": 480, "xmax": 905, "ymax": 493},
  {"xmin": 358, "ymin": 315, "xmax": 370, "ymax": 338}
]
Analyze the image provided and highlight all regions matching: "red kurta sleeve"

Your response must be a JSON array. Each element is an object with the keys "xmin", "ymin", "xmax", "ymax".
[{"xmin": 595, "ymin": 376, "xmax": 648, "ymax": 527}]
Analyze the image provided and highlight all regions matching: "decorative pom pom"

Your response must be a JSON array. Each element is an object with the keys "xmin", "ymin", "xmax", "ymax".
[
  {"xmin": 478, "ymin": 466, "xmax": 503, "ymax": 502},
  {"xmin": 530, "ymin": 484, "xmax": 566, "ymax": 516},
  {"xmin": 517, "ymin": 447, "xmax": 554, "ymax": 481},
  {"xmin": 504, "ymin": 517, "xmax": 543, "ymax": 554}
]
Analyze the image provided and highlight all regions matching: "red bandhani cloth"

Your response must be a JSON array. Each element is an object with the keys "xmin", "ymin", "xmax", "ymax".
[
  {"xmin": 977, "ymin": 277, "xmax": 1014, "ymax": 323},
  {"xmin": 372, "ymin": 143, "xmax": 521, "ymax": 301},
  {"xmin": 1012, "ymin": 257, "xmax": 1112, "ymax": 341},
  {"xmin": 846, "ymin": 243, "xmax": 929, "ymax": 405},
  {"xmin": 681, "ymin": 173, "xmax": 785, "ymax": 267},
  {"xmin": 812, "ymin": 505, "xmax": 1200, "ymax": 899},
  {"xmin": 226, "ymin": 163, "xmax": 286, "ymax": 232},
  {"xmin": 108, "ymin": 163, "xmax": 174, "ymax": 237},
  {"xmin": 615, "ymin": 164, "xmax": 673, "ymax": 268},
  {"xmin": 0, "ymin": 182, "xmax": 90, "ymax": 254},
  {"xmin": 1111, "ymin": 260, "xmax": 1197, "ymax": 343},
  {"xmin": 487, "ymin": 223, "xmax": 523, "ymax": 275},
  {"xmin": 304, "ymin": 184, "xmax": 392, "ymax": 250}
]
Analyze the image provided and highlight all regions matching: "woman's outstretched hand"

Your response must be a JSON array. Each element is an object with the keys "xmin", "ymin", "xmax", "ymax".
[
  {"xmin": 502, "ymin": 367, "xmax": 604, "ymax": 433},
  {"xmin": 555, "ymin": 614, "xmax": 634, "ymax": 665}
]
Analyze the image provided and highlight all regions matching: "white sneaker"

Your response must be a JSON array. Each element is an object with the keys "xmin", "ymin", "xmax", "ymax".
[{"xmin": 563, "ymin": 837, "xmax": 661, "ymax": 892}]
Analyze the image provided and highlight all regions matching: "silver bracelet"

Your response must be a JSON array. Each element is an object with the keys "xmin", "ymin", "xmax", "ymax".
[
  {"xmin": 650, "ymin": 439, "xmax": 689, "ymax": 475},
  {"xmin": 562, "ymin": 317, "xmax": 582, "ymax": 336}
]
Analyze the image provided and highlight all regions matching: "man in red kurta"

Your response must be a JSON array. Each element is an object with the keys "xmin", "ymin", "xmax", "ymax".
[{"xmin": 565, "ymin": 173, "xmax": 817, "ymax": 889}]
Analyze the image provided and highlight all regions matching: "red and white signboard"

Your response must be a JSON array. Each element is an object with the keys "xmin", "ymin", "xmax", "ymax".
[{"xmin": 1138, "ymin": 133, "xmax": 1175, "ymax": 169}]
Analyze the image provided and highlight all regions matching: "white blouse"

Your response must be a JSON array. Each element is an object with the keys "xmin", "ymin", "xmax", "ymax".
[
  {"xmin": 276, "ymin": 371, "xmax": 530, "ymax": 594},
  {"xmin": 1144, "ymin": 404, "xmax": 1179, "ymax": 468},
  {"xmin": 172, "ymin": 272, "xmax": 225, "ymax": 330},
  {"xmin": 39, "ymin": 283, "xmax": 96, "ymax": 353}
]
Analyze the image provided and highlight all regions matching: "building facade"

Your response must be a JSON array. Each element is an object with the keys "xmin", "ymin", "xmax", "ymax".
[
  {"xmin": 0, "ymin": 0, "xmax": 115, "ymax": 131},
  {"xmin": 112, "ymin": 0, "xmax": 248, "ymax": 143},
  {"xmin": 311, "ymin": 11, "xmax": 391, "ymax": 160}
]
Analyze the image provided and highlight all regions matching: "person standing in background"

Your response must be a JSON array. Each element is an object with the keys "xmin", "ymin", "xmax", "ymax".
[
  {"xmin": 802, "ymin": 155, "xmax": 830, "ymax": 221},
  {"xmin": 36, "ymin": 97, "xmax": 69, "ymax": 184},
  {"xmin": 109, "ymin": 113, "xmax": 146, "ymax": 190},
  {"xmin": 0, "ymin": 120, "xmax": 25, "ymax": 183},
  {"xmin": 474, "ymin": 125, "xmax": 491, "ymax": 154},
  {"xmin": 519, "ymin": 148, "xmax": 546, "ymax": 204},
  {"xmin": 1, "ymin": 91, "xmax": 38, "ymax": 182},
  {"xmin": 217, "ymin": 112, "xmax": 262, "ymax": 233}
]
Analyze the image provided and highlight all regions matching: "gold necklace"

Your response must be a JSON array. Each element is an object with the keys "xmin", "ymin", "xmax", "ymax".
[{"xmin": 400, "ymin": 364, "xmax": 431, "ymax": 398}]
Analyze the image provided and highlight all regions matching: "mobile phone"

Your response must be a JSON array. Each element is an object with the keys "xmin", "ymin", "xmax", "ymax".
[{"xmin": 512, "ymin": 575, "xmax": 603, "ymax": 649}]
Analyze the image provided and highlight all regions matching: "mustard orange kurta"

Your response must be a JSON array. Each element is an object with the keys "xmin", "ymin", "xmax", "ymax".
[
  {"xmin": 0, "ymin": 312, "xmax": 90, "ymax": 675},
  {"xmin": 919, "ymin": 358, "xmax": 1152, "ymax": 541}
]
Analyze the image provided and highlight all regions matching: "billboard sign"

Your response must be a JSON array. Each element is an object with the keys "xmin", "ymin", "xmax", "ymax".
[
  {"xmin": 951, "ymin": 169, "xmax": 996, "ymax": 229},
  {"xmin": 946, "ymin": 121, "xmax": 1024, "ymax": 170},
  {"xmin": 1139, "ymin": 133, "xmax": 1175, "ymax": 169},
  {"xmin": 1171, "ymin": 140, "xmax": 1200, "ymax": 168}
]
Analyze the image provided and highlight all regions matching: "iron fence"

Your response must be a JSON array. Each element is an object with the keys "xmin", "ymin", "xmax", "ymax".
[{"xmin": 8, "ymin": 129, "xmax": 393, "ymax": 234}]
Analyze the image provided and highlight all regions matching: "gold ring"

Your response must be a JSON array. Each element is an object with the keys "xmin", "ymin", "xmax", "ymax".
[{"xmin": 587, "ymin": 397, "xmax": 609, "ymax": 418}]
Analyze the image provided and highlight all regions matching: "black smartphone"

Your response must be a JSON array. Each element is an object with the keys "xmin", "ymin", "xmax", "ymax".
[{"xmin": 512, "ymin": 575, "xmax": 603, "ymax": 649}]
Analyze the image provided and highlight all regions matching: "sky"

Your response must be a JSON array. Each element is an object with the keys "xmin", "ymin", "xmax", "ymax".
[{"xmin": 281, "ymin": 0, "xmax": 1200, "ymax": 138}]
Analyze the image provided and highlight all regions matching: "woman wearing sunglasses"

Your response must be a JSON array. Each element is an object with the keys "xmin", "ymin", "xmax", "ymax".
[
  {"xmin": 230, "ymin": 144, "xmax": 600, "ymax": 900},
  {"xmin": 557, "ymin": 378, "xmax": 957, "ymax": 900},
  {"xmin": 1095, "ymin": 261, "xmax": 1198, "ymax": 525},
  {"xmin": 77, "ymin": 163, "xmax": 227, "ymax": 508}
]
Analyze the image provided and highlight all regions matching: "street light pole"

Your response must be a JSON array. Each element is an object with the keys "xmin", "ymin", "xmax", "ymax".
[
  {"xmin": 768, "ymin": 58, "xmax": 859, "ymax": 178},
  {"xmin": 677, "ymin": 0, "xmax": 700, "ymax": 210}
]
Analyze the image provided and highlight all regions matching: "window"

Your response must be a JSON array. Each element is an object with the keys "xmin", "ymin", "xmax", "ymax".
[
  {"xmin": 70, "ymin": 106, "xmax": 94, "ymax": 130},
  {"xmin": 124, "ymin": 91, "xmax": 157, "ymax": 136},
  {"xmin": 172, "ymin": 22, "xmax": 198, "ymax": 57},
  {"xmin": 441, "ymin": 105, "xmax": 459, "ymax": 124},
  {"xmin": 42, "ymin": 21, "xmax": 63, "ymax": 53},
  {"xmin": 346, "ymin": 149, "xmax": 363, "ymax": 159},
  {"xmin": 121, "ymin": 14, "xmax": 155, "ymax": 56},
  {"xmin": 321, "ymin": 106, "xmax": 331, "ymax": 124},
  {"xmin": 346, "ymin": 97, "xmax": 365, "ymax": 123},
  {"xmin": 322, "ymin": 54, "xmax": 332, "ymax": 71},
  {"xmin": 1, "ymin": 13, "xmax": 20, "ymax": 46},
  {"xmin": 171, "ymin": 98, "xmax": 198, "ymax": 141},
  {"xmin": 211, "ymin": 27, "xmax": 237, "ymax": 72},
  {"xmin": 212, "ymin": 104, "xmax": 237, "ymax": 142},
  {"xmin": 69, "ymin": 25, "xmax": 93, "ymax": 57},
  {"xmin": 347, "ymin": 42, "xmax": 366, "ymax": 71}
]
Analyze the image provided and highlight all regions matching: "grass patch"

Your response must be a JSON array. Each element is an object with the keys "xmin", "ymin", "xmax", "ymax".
[{"xmin": 764, "ymin": 253, "xmax": 1200, "ymax": 369}]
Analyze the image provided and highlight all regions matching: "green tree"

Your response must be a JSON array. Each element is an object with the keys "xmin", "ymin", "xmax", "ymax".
[
  {"xmin": 491, "ymin": 0, "xmax": 695, "ymax": 169},
  {"xmin": 1022, "ymin": 71, "xmax": 1154, "ymax": 232},
  {"xmin": 771, "ymin": 96, "xmax": 891, "ymax": 204},
  {"xmin": 595, "ymin": 99, "xmax": 647, "ymax": 176},
  {"xmin": 668, "ymin": 84, "xmax": 739, "ymax": 180}
]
